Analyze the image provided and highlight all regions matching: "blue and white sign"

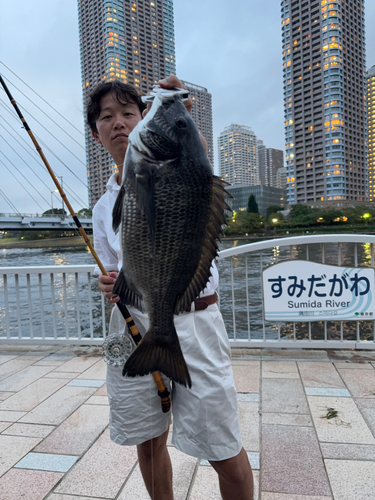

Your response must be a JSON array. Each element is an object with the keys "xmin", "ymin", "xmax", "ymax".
[{"xmin": 263, "ymin": 261, "xmax": 375, "ymax": 322}]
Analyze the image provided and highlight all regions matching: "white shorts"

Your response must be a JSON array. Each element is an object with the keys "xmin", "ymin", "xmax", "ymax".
[{"xmin": 106, "ymin": 302, "xmax": 242, "ymax": 461}]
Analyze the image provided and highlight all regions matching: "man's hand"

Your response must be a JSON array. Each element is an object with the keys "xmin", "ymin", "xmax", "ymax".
[
  {"xmin": 98, "ymin": 272, "xmax": 120, "ymax": 304},
  {"xmin": 142, "ymin": 75, "xmax": 193, "ymax": 118}
]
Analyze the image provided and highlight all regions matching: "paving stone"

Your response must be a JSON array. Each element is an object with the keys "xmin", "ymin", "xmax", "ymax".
[
  {"xmin": 261, "ymin": 494, "xmax": 332, "ymax": 500},
  {"xmin": 262, "ymin": 361, "xmax": 299, "ymax": 379},
  {"xmin": 305, "ymin": 387, "xmax": 351, "ymax": 397},
  {"xmin": 0, "ymin": 421, "xmax": 12, "ymax": 432},
  {"xmin": 48, "ymin": 495, "xmax": 101, "ymax": 500},
  {"xmin": 118, "ymin": 446, "xmax": 197, "ymax": 500},
  {"xmin": 0, "ymin": 357, "xmax": 42, "ymax": 382},
  {"xmin": 0, "ymin": 410, "xmax": 26, "ymax": 422},
  {"xmin": 231, "ymin": 360, "xmax": 261, "ymax": 366},
  {"xmin": 325, "ymin": 459, "xmax": 375, "ymax": 500},
  {"xmin": 77, "ymin": 359, "xmax": 106, "ymax": 380},
  {"xmin": 0, "ymin": 365, "xmax": 55, "ymax": 392},
  {"xmin": 32, "ymin": 360, "xmax": 66, "ymax": 367},
  {"xmin": 307, "ymin": 396, "xmax": 375, "ymax": 444},
  {"xmin": 54, "ymin": 429, "xmax": 137, "ymax": 498},
  {"xmin": 321, "ymin": 442, "xmax": 375, "ymax": 460},
  {"xmin": 44, "ymin": 372, "xmax": 81, "ymax": 379},
  {"xmin": 335, "ymin": 361, "xmax": 374, "ymax": 370},
  {"xmin": 35, "ymin": 404, "xmax": 109, "ymax": 456},
  {"xmin": 232, "ymin": 365, "xmax": 260, "ymax": 393},
  {"xmin": 54, "ymin": 357, "xmax": 99, "ymax": 373},
  {"xmin": 0, "ymin": 378, "xmax": 67, "ymax": 412},
  {"xmin": 262, "ymin": 349, "xmax": 329, "ymax": 361},
  {"xmin": 0, "ymin": 435, "xmax": 42, "ymax": 476},
  {"xmin": 261, "ymin": 424, "xmax": 331, "ymax": 497},
  {"xmin": 15, "ymin": 452, "xmax": 78, "ymax": 472},
  {"xmin": 47, "ymin": 495, "xmax": 100, "ymax": 500},
  {"xmin": 247, "ymin": 451, "xmax": 260, "ymax": 470},
  {"xmin": 0, "ymin": 355, "xmax": 18, "ymax": 365},
  {"xmin": 262, "ymin": 379, "xmax": 309, "ymax": 414},
  {"xmin": 0, "ymin": 391, "xmax": 14, "ymax": 401},
  {"xmin": 360, "ymin": 408, "xmax": 375, "ymax": 436},
  {"xmin": 189, "ymin": 465, "xmax": 259, "ymax": 500},
  {"xmin": 237, "ymin": 393, "xmax": 259, "ymax": 402},
  {"xmin": 355, "ymin": 398, "xmax": 375, "ymax": 409},
  {"xmin": 2, "ymin": 423, "xmax": 54, "ymax": 438},
  {"xmin": 19, "ymin": 386, "xmax": 96, "ymax": 425},
  {"xmin": 84, "ymin": 395, "xmax": 109, "ymax": 405},
  {"xmin": 40, "ymin": 353, "xmax": 75, "ymax": 362},
  {"xmin": 298, "ymin": 361, "xmax": 345, "ymax": 388},
  {"xmin": 67, "ymin": 379, "xmax": 105, "ymax": 388},
  {"xmin": 338, "ymin": 369, "xmax": 375, "ymax": 398},
  {"xmin": 261, "ymin": 413, "xmax": 313, "ymax": 427},
  {"xmin": 238, "ymin": 401, "xmax": 259, "ymax": 452},
  {"xmin": 231, "ymin": 348, "xmax": 262, "ymax": 358},
  {"xmin": 0, "ymin": 469, "xmax": 63, "ymax": 500},
  {"xmin": 94, "ymin": 383, "xmax": 107, "ymax": 396}
]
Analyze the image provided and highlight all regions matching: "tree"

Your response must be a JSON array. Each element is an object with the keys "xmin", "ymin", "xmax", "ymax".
[
  {"xmin": 266, "ymin": 205, "xmax": 282, "ymax": 218},
  {"xmin": 289, "ymin": 204, "xmax": 315, "ymax": 227},
  {"xmin": 77, "ymin": 208, "xmax": 92, "ymax": 217},
  {"xmin": 247, "ymin": 194, "xmax": 259, "ymax": 214},
  {"xmin": 43, "ymin": 208, "xmax": 67, "ymax": 215}
]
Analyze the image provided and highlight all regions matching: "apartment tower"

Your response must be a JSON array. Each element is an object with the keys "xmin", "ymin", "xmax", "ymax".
[
  {"xmin": 282, "ymin": 0, "xmax": 366, "ymax": 206},
  {"xmin": 78, "ymin": 0, "xmax": 176, "ymax": 207},
  {"xmin": 181, "ymin": 80, "xmax": 214, "ymax": 166},
  {"xmin": 368, "ymin": 65, "xmax": 375, "ymax": 201},
  {"xmin": 218, "ymin": 124, "xmax": 259, "ymax": 186}
]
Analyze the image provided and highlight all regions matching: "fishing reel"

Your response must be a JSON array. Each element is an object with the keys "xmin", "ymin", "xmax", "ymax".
[
  {"xmin": 101, "ymin": 332, "xmax": 135, "ymax": 367},
  {"xmin": 141, "ymin": 85, "xmax": 190, "ymax": 105}
]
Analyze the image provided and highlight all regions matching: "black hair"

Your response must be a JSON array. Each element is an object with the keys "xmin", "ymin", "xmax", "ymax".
[{"xmin": 86, "ymin": 80, "xmax": 146, "ymax": 133}]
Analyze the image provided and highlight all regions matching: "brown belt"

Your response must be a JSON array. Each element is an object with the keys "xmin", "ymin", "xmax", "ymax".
[{"xmin": 185, "ymin": 292, "xmax": 218, "ymax": 312}]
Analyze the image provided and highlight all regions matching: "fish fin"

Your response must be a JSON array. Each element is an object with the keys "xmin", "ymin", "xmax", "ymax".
[
  {"xmin": 136, "ymin": 171, "xmax": 156, "ymax": 244},
  {"xmin": 113, "ymin": 269, "xmax": 144, "ymax": 312},
  {"xmin": 123, "ymin": 327, "xmax": 192, "ymax": 388},
  {"xmin": 174, "ymin": 176, "xmax": 231, "ymax": 313},
  {"xmin": 112, "ymin": 185, "xmax": 125, "ymax": 234}
]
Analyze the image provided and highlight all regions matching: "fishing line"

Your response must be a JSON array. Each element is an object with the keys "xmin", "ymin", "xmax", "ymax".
[
  {"xmin": 0, "ymin": 95, "xmax": 87, "ymax": 169},
  {"xmin": 0, "ymin": 61, "xmax": 85, "ymax": 136},
  {"xmin": 0, "ymin": 158, "xmax": 45, "ymax": 211},
  {"xmin": 0, "ymin": 118, "xmax": 87, "ymax": 207},
  {"xmin": 0, "ymin": 188, "xmax": 20, "ymax": 214},
  {"xmin": 0, "ymin": 74, "xmax": 85, "ymax": 150}
]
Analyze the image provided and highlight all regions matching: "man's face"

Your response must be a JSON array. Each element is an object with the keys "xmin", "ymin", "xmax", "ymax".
[{"xmin": 92, "ymin": 92, "xmax": 142, "ymax": 165}]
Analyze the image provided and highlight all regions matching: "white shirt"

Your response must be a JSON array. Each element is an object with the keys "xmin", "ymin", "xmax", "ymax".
[{"xmin": 93, "ymin": 173, "xmax": 218, "ymax": 296}]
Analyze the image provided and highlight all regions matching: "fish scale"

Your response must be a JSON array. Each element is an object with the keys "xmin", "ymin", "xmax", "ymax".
[{"xmin": 112, "ymin": 92, "xmax": 230, "ymax": 387}]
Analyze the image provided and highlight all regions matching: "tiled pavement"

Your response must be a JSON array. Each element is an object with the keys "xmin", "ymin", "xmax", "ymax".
[{"xmin": 0, "ymin": 346, "xmax": 374, "ymax": 499}]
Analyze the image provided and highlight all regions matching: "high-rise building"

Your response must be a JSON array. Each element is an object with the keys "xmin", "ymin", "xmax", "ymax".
[
  {"xmin": 367, "ymin": 65, "xmax": 375, "ymax": 202},
  {"xmin": 218, "ymin": 124, "xmax": 259, "ymax": 186},
  {"xmin": 181, "ymin": 81, "xmax": 214, "ymax": 166},
  {"xmin": 258, "ymin": 139, "xmax": 267, "ymax": 185},
  {"xmin": 78, "ymin": 0, "xmax": 176, "ymax": 207},
  {"xmin": 258, "ymin": 141, "xmax": 284, "ymax": 188},
  {"xmin": 282, "ymin": 0, "xmax": 366, "ymax": 206},
  {"xmin": 276, "ymin": 166, "xmax": 287, "ymax": 190}
]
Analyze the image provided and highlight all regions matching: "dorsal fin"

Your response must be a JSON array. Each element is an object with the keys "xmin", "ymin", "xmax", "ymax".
[{"xmin": 174, "ymin": 176, "xmax": 231, "ymax": 314}]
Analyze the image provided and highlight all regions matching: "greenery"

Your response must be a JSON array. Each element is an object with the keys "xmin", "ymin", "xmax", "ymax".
[
  {"xmin": 77, "ymin": 208, "xmax": 92, "ymax": 217},
  {"xmin": 43, "ymin": 208, "xmax": 67, "ymax": 215},
  {"xmin": 223, "ymin": 203, "xmax": 375, "ymax": 237},
  {"xmin": 247, "ymin": 194, "xmax": 259, "ymax": 214}
]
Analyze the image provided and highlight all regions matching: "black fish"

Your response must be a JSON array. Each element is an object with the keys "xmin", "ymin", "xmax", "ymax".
[{"xmin": 112, "ymin": 91, "xmax": 230, "ymax": 387}]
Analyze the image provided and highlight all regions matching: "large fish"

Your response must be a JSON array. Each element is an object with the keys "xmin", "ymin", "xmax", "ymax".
[{"xmin": 112, "ymin": 90, "xmax": 230, "ymax": 387}]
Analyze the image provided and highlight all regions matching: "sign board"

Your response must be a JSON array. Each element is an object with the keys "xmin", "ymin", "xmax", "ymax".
[{"xmin": 262, "ymin": 261, "xmax": 375, "ymax": 322}]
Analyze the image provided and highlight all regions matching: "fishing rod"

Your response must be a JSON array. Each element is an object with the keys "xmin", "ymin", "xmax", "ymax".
[{"xmin": 0, "ymin": 73, "xmax": 170, "ymax": 413}]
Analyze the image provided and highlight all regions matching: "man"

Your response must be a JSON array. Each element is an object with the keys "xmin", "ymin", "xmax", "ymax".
[{"xmin": 88, "ymin": 75, "xmax": 253, "ymax": 500}]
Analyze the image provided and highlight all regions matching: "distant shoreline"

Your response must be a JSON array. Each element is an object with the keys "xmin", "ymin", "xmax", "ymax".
[{"xmin": 0, "ymin": 236, "xmax": 93, "ymax": 250}]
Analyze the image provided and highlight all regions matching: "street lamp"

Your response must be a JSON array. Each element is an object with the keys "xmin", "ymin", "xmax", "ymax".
[
  {"xmin": 363, "ymin": 213, "xmax": 371, "ymax": 226},
  {"xmin": 51, "ymin": 189, "xmax": 58, "ymax": 215}
]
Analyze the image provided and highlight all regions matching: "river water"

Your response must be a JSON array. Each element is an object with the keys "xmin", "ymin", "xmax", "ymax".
[{"xmin": 1, "ymin": 239, "xmax": 374, "ymax": 341}]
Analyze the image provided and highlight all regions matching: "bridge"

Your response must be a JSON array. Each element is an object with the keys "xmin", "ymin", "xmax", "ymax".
[{"xmin": 0, "ymin": 213, "xmax": 92, "ymax": 231}]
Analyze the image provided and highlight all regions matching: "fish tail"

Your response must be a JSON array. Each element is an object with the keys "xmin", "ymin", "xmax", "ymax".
[{"xmin": 122, "ymin": 328, "xmax": 192, "ymax": 388}]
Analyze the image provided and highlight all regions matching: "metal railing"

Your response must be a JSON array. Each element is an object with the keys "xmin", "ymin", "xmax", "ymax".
[
  {"xmin": 0, "ymin": 265, "xmax": 106, "ymax": 345},
  {"xmin": 219, "ymin": 234, "xmax": 375, "ymax": 349},
  {"xmin": 1, "ymin": 234, "xmax": 375, "ymax": 349}
]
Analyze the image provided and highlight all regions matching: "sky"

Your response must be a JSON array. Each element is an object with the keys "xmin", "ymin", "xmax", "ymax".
[{"xmin": 0, "ymin": 0, "xmax": 374, "ymax": 214}]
